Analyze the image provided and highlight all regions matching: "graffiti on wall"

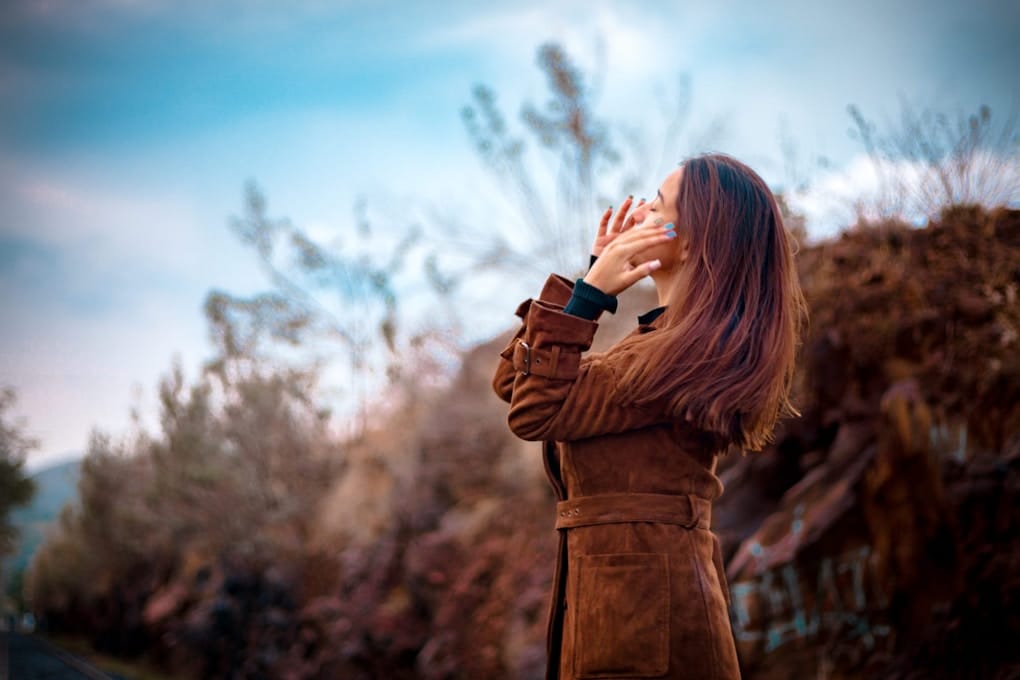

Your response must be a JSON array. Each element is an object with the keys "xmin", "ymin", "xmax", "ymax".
[{"xmin": 729, "ymin": 544, "xmax": 891, "ymax": 654}]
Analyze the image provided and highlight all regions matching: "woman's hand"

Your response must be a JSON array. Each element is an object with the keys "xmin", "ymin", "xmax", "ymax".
[
  {"xmin": 592, "ymin": 196, "xmax": 645, "ymax": 257},
  {"xmin": 583, "ymin": 222, "xmax": 677, "ymax": 296}
]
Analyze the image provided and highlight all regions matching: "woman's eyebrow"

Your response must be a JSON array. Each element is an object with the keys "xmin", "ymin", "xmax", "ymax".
[{"xmin": 656, "ymin": 189, "xmax": 664, "ymax": 203}]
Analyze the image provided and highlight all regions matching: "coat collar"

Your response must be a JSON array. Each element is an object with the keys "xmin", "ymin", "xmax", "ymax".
[{"xmin": 637, "ymin": 305, "xmax": 667, "ymax": 329}]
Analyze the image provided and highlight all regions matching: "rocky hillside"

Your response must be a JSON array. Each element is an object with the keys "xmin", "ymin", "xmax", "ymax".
[{"xmin": 714, "ymin": 205, "xmax": 1020, "ymax": 678}]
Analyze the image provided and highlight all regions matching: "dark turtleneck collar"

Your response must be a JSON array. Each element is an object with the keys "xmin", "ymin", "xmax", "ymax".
[{"xmin": 638, "ymin": 306, "xmax": 667, "ymax": 326}]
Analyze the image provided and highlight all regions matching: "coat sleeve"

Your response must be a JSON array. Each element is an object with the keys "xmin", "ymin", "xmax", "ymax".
[
  {"xmin": 504, "ymin": 299, "xmax": 666, "ymax": 442},
  {"xmin": 492, "ymin": 274, "xmax": 577, "ymax": 404}
]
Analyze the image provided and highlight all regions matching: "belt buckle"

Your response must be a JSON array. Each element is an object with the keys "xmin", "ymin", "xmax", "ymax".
[{"xmin": 519, "ymin": 340, "xmax": 532, "ymax": 375}]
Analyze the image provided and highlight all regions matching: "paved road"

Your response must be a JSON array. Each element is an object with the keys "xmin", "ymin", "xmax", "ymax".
[{"xmin": 1, "ymin": 631, "xmax": 116, "ymax": 680}]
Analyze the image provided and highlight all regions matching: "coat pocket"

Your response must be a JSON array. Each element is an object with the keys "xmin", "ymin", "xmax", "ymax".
[{"xmin": 573, "ymin": 552, "xmax": 670, "ymax": 678}]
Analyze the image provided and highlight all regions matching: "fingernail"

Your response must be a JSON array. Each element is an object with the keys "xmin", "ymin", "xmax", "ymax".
[
  {"xmin": 665, "ymin": 231, "xmax": 677, "ymax": 239},
  {"xmin": 663, "ymin": 222, "xmax": 675, "ymax": 230},
  {"xmin": 648, "ymin": 259, "xmax": 662, "ymax": 271},
  {"xmin": 627, "ymin": 194, "xmax": 634, "ymax": 199}
]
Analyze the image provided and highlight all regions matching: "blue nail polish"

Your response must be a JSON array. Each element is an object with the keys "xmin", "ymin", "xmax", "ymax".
[
  {"xmin": 666, "ymin": 230, "xmax": 677, "ymax": 239},
  {"xmin": 663, "ymin": 222, "xmax": 675, "ymax": 230}
]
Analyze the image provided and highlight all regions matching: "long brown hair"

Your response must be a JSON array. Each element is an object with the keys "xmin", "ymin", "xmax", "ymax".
[{"xmin": 616, "ymin": 153, "xmax": 809, "ymax": 453}]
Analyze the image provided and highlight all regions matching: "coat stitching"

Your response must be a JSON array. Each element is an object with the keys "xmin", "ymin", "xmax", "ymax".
[{"xmin": 687, "ymin": 530, "xmax": 722, "ymax": 677}]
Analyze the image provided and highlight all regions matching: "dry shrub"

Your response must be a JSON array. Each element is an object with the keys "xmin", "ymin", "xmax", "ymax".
[{"xmin": 26, "ymin": 358, "xmax": 342, "ymax": 670}]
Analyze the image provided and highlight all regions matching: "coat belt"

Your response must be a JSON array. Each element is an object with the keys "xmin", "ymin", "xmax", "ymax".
[{"xmin": 554, "ymin": 492, "xmax": 711, "ymax": 530}]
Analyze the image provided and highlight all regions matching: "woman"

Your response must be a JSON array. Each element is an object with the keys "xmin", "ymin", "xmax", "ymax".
[{"xmin": 492, "ymin": 153, "xmax": 808, "ymax": 679}]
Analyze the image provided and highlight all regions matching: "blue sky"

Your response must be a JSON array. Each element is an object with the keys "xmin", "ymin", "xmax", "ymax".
[{"xmin": 1, "ymin": 0, "xmax": 1018, "ymax": 469}]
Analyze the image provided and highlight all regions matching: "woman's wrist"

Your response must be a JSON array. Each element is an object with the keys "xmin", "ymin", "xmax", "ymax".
[
  {"xmin": 581, "ymin": 270, "xmax": 613, "ymax": 296},
  {"xmin": 564, "ymin": 278, "xmax": 618, "ymax": 319}
]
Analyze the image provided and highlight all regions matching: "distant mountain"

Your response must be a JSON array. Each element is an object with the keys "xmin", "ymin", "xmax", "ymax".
[{"xmin": 5, "ymin": 458, "xmax": 82, "ymax": 575}]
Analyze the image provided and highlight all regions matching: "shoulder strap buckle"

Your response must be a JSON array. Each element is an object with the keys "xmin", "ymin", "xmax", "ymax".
[{"xmin": 518, "ymin": 341, "xmax": 532, "ymax": 375}]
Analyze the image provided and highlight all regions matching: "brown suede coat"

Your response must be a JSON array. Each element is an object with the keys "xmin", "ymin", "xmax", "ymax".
[{"xmin": 493, "ymin": 274, "xmax": 742, "ymax": 680}]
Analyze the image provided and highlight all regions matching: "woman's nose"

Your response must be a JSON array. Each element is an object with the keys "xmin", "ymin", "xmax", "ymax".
[{"xmin": 631, "ymin": 204, "xmax": 649, "ymax": 224}]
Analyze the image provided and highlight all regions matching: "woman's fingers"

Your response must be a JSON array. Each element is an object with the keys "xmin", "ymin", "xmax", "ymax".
[
  {"xmin": 607, "ymin": 223, "xmax": 676, "ymax": 258},
  {"xmin": 585, "ymin": 249, "xmax": 663, "ymax": 295},
  {"xmin": 597, "ymin": 206, "xmax": 612, "ymax": 238},
  {"xmin": 591, "ymin": 197, "xmax": 660, "ymax": 269},
  {"xmin": 611, "ymin": 196, "xmax": 634, "ymax": 234},
  {"xmin": 621, "ymin": 198, "xmax": 645, "ymax": 232},
  {"xmin": 623, "ymin": 258, "xmax": 662, "ymax": 286},
  {"xmin": 584, "ymin": 221, "xmax": 670, "ymax": 294}
]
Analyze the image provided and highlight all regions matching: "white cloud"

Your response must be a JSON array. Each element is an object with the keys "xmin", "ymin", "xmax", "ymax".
[
  {"xmin": 787, "ymin": 153, "xmax": 881, "ymax": 238},
  {"xmin": 417, "ymin": 5, "xmax": 554, "ymax": 55},
  {"xmin": 0, "ymin": 158, "xmax": 202, "ymax": 275},
  {"xmin": 413, "ymin": 0, "xmax": 675, "ymax": 96}
]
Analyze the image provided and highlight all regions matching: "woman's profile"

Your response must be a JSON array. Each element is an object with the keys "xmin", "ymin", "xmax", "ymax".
[{"xmin": 492, "ymin": 153, "xmax": 808, "ymax": 680}]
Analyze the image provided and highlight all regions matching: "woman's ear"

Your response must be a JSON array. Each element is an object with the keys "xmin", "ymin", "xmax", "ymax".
[{"xmin": 676, "ymin": 224, "xmax": 692, "ymax": 264}]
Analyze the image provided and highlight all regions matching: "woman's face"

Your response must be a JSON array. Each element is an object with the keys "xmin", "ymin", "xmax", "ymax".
[{"xmin": 629, "ymin": 167, "xmax": 688, "ymax": 271}]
